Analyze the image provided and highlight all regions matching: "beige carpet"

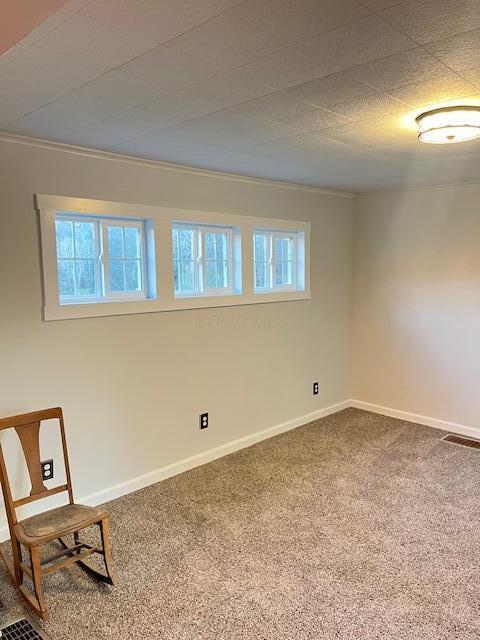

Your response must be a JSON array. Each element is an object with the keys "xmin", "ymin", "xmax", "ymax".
[{"xmin": 0, "ymin": 408, "xmax": 479, "ymax": 639}]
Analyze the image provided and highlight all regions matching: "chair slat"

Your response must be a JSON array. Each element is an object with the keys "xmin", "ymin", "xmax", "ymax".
[
  {"xmin": 14, "ymin": 422, "xmax": 46, "ymax": 496},
  {"xmin": 41, "ymin": 547, "xmax": 97, "ymax": 576},
  {"xmin": 13, "ymin": 484, "xmax": 68, "ymax": 508},
  {"xmin": 0, "ymin": 408, "xmax": 62, "ymax": 430},
  {"xmin": 41, "ymin": 542, "xmax": 86, "ymax": 566}
]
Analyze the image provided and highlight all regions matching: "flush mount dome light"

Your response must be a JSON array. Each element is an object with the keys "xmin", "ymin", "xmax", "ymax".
[{"xmin": 416, "ymin": 106, "xmax": 480, "ymax": 144}]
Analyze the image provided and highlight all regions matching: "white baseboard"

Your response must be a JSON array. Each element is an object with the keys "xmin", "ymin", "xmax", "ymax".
[
  {"xmin": 350, "ymin": 399, "xmax": 480, "ymax": 439},
  {"xmin": 2, "ymin": 399, "xmax": 474, "ymax": 542},
  {"xmin": 0, "ymin": 399, "xmax": 350, "ymax": 542}
]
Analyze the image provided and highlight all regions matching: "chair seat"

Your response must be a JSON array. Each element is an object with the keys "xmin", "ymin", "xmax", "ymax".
[{"xmin": 15, "ymin": 504, "xmax": 106, "ymax": 545}]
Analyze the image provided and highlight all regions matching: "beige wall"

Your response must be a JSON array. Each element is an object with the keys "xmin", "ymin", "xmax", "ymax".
[
  {"xmin": 352, "ymin": 183, "xmax": 480, "ymax": 429},
  {"xmin": 0, "ymin": 140, "xmax": 354, "ymax": 529}
]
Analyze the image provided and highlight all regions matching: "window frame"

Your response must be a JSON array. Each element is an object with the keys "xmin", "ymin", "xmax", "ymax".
[
  {"xmin": 253, "ymin": 229, "xmax": 299, "ymax": 293},
  {"xmin": 55, "ymin": 213, "xmax": 103, "ymax": 304},
  {"xmin": 101, "ymin": 217, "xmax": 148, "ymax": 302},
  {"xmin": 37, "ymin": 194, "xmax": 310, "ymax": 321},
  {"xmin": 54, "ymin": 213, "xmax": 149, "ymax": 305},
  {"xmin": 172, "ymin": 222, "xmax": 234, "ymax": 299}
]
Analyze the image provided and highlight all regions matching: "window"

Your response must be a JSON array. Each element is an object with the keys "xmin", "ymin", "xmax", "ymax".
[
  {"xmin": 172, "ymin": 224, "xmax": 233, "ymax": 297},
  {"xmin": 254, "ymin": 230, "xmax": 298, "ymax": 292},
  {"xmin": 37, "ymin": 194, "xmax": 310, "ymax": 320},
  {"xmin": 55, "ymin": 214, "xmax": 148, "ymax": 304}
]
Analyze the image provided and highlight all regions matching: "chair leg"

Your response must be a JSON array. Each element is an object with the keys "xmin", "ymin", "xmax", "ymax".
[
  {"xmin": 99, "ymin": 517, "xmax": 116, "ymax": 586},
  {"xmin": 58, "ymin": 525, "xmax": 116, "ymax": 586},
  {"xmin": 11, "ymin": 535, "xmax": 23, "ymax": 586},
  {"xmin": 30, "ymin": 546, "xmax": 48, "ymax": 621},
  {"xmin": 0, "ymin": 532, "xmax": 23, "ymax": 587}
]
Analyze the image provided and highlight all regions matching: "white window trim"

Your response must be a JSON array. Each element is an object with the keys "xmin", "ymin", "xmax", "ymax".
[
  {"xmin": 173, "ymin": 223, "xmax": 235, "ymax": 298},
  {"xmin": 37, "ymin": 194, "xmax": 311, "ymax": 321}
]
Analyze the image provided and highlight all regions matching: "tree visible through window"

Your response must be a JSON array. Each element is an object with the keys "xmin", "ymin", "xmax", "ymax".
[
  {"xmin": 55, "ymin": 214, "xmax": 147, "ymax": 303},
  {"xmin": 56, "ymin": 219, "xmax": 99, "ymax": 298},
  {"xmin": 205, "ymin": 231, "xmax": 229, "ymax": 289},
  {"xmin": 172, "ymin": 224, "xmax": 233, "ymax": 297},
  {"xmin": 253, "ymin": 230, "xmax": 296, "ymax": 291},
  {"xmin": 106, "ymin": 224, "xmax": 143, "ymax": 294}
]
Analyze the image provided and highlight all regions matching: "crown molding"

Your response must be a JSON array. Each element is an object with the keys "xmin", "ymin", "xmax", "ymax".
[
  {"xmin": 0, "ymin": 132, "xmax": 354, "ymax": 199},
  {"xmin": 356, "ymin": 177, "xmax": 480, "ymax": 198}
]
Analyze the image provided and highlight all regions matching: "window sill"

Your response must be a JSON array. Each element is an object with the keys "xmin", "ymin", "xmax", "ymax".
[
  {"xmin": 174, "ymin": 290, "xmax": 237, "ymax": 300},
  {"xmin": 44, "ymin": 290, "xmax": 311, "ymax": 321}
]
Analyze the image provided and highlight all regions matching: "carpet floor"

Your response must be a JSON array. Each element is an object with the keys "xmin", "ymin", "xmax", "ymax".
[{"xmin": 0, "ymin": 408, "xmax": 479, "ymax": 639}]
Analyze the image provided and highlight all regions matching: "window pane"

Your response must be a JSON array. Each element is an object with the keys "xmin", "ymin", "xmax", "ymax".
[
  {"xmin": 125, "ymin": 260, "xmax": 141, "ymax": 291},
  {"xmin": 124, "ymin": 226, "xmax": 141, "ymax": 259},
  {"xmin": 255, "ymin": 261, "xmax": 268, "ymax": 289},
  {"xmin": 205, "ymin": 232, "xmax": 216, "ymax": 260},
  {"xmin": 58, "ymin": 260, "xmax": 74, "ymax": 296},
  {"xmin": 174, "ymin": 260, "xmax": 195, "ymax": 293},
  {"xmin": 75, "ymin": 260, "xmax": 96, "ymax": 296},
  {"xmin": 274, "ymin": 261, "xmax": 293, "ymax": 286},
  {"xmin": 206, "ymin": 260, "xmax": 228, "ymax": 289},
  {"xmin": 55, "ymin": 220, "xmax": 74, "ymax": 258},
  {"xmin": 173, "ymin": 261, "xmax": 178, "ymax": 290},
  {"xmin": 205, "ymin": 261, "xmax": 216, "ymax": 288},
  {"xmin": 108, "ymin": 226, "xmax": 124, "ymax": 258},
  {"xmin": 205, "ymin": 232, "xmax": 228, "ymax": 260},
  {"xmin": 173, "ymin": 227, "xmax": 195, "ymax": 260},
  {"xmin": 74, "ymin": 221, "xmax": 95, "ymax": 258},
  {"xmin": 273, "ymin": 236, "xmax": 294, "ymax": 263},
  {"xmin": 283, "ymin": 237, "xmax": 293, "ymax": 261},
  {"xmin": 109, "ymin": 260, "xmax": 125, "ymax": 292},
  {"xmin": 254, "ymin": 233, "xmax": 267, "ymax": 261},
  {"xmin": 274, "ymin": 261, "xmax": 283, "ymax": 285},
  {"xmin": 217, "ymin": 261, "xmax": 228, "ymax": 288},
  {"xmin": 217, "ymin": 233, "xmax": 228, "ymax": 260},
  {"xmin": 285, "ymin": 261, "xmax": 293, "ymax": 284},
  {"xmin": 274, "ymin": 236, "xmax": 283, "ymax": 261}
]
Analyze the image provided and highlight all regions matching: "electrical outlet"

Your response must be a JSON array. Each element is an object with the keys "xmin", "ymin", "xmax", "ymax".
[
  {"xmin": 41, "ymin": 459, "xmax": 54, "ymax": 481},
  {"xmin": 313, "ymin": 382, "xmax": 319, "ymax": 395},
  {"xmin": 199, "ymin": 413, "xmax": 209, "ymax": 429}
]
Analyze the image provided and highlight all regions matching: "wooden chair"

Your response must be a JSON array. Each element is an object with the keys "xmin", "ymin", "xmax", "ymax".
[{"xmin": 0, "ymin": 408, "xmax": 115, "ymax": 620}]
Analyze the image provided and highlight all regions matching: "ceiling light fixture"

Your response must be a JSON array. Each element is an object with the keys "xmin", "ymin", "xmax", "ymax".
[{"xmin": 416, "ymin": 106, "xmax": 480, "ymax": 144}]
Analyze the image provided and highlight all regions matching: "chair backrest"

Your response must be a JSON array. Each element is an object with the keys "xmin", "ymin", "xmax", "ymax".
[{"xmin": 0, "ymin": 408, "xmax": 73, "ymax": 528}]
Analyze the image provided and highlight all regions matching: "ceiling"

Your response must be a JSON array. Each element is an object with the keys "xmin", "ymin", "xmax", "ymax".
[
  {"xmin": 0, "ymin": 0, "xmax": 69, "ymax": 56},
  {"xmin": 1, "ymin": 0, "xmax": 479, "ymax": 192}
]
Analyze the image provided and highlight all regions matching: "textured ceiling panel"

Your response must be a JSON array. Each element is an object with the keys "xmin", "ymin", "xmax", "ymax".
[
  {"xmin": 80, "ymin": 0, "xmax": 245, "ymax": 45},
  {"xmin": 104, "ymin": 107, "xmax": 185, "ymax": 136},
  {"xmin": 282, "ymin": 70, "xmax": 379, "ymax": 108},
  {"xmin": 380, "ymin": 0, "xmax": 480, "ymax": 45},
  {"xmin": 352, "ymin": 49, "xmax": 450, "ymax": 92},
  {"xmin": 0, "ymin": 45, "xmax": 108, "ymax": 92},
  {"xmin": 35, "ymin": 14, "xmax": 154, "ymax": 66},
  {"xmin": 461, "ymin": 67, "xmax": 480, "ymax": 89},
  {"xmin": 425, "ymin": 30, "xmax": 480, "ymax": 72},
  {"xmin": 233, "ymin": 93, "xmax": 347, "ymax": 127},
  {"xmin": 328, "ymin": 94, "xmax": 408, "ymax": 122},
  {"xmin": 224, "ymin": 0, "xmax": 374, "ymax": 51},
  {"xmin": 362, "ymin": 0, "xmax": 404, "ymax": 9},
  {"xmin": 389, "ymin": 75, "xmax": 478, "ymax": 107},
  {"xmin": 1, "ymin": 0, "xmax": 480, "ymax": 191},
  {"xmin": 118, "ymin": 42, "xmax": 227, "ymax": 92}
]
